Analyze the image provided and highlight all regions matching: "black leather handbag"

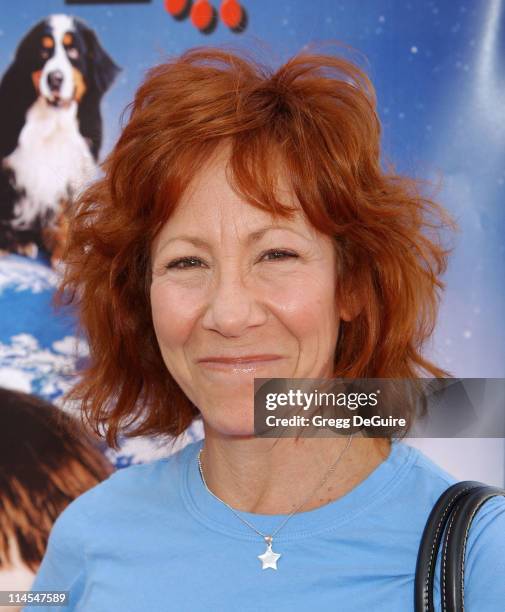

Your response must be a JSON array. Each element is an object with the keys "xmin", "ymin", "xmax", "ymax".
[{"xmin": 415, "ymin": 480, "xmax": 505, "ymax": 612}]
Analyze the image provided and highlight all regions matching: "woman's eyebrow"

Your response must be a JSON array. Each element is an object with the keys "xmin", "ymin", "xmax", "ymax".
[
  {"xmin": 161, "ymin": 235, "xmax": 210, "ymax": 249},
  {"xmin": 159, "ymin": 226, "xmax": 308, "ymax": 252}
]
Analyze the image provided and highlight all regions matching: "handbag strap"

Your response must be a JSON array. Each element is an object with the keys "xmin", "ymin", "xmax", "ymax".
[
  {"xmin": 441, "ymin": 484, "xmax": 505, "ymax": 612},
  {"xmin": 414, "ymin": 480, "xmax": 505, "ymax": 612}
]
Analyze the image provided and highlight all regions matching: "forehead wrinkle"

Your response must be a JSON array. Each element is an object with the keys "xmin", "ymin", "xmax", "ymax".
[
  {"xmin": 154, "ymin": 144, "xmax": 318, "ymax": 257},
  {"xmin": 157, "ymin": 222, "xmax": 313, "ymax": 256}
]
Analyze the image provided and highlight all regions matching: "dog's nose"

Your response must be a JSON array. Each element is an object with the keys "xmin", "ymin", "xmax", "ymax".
[{"xmin": 47, "ymin": 70, "xmax": 64, "ymax": 92}]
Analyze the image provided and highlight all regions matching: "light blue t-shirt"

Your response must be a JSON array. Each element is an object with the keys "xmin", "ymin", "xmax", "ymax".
[{"xmin": 25, "ymin": 439, "xmax": 505, "ymax": 611}]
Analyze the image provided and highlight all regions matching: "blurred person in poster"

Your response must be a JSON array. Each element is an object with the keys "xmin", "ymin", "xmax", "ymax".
[{"xmin": 0, "ymin": 388, "xmax": 112, "ymax": 611}]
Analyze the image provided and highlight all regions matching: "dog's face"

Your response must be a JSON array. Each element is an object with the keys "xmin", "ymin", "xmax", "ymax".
[
  {"xmin": 36, "ymin": 15, "xmax": 87, "ymax": 107},
  {"xmin": 15, "ymin": 14, "xmax": 119, "ymax": 108}
]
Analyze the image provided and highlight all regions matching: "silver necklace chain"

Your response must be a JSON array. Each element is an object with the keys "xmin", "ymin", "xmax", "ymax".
[{"xmin": 197, "ymin": 434, "xmax": 354, "ymax": 570}]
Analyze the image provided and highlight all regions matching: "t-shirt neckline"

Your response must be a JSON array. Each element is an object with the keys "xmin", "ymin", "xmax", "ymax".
[{"xmin": 180, "ymin": 438, "xmax": 415, "ymax": 542}]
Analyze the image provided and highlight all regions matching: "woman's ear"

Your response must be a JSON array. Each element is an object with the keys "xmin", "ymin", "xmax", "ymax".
[
  {"xmin": 340, "ymin": 304, "xmax": 362, "ymax": 322},
  {"xmin": 340, "ymin": 307, "xmax": 354, "ymax": 322},
  {"xmin": 338, "ymin": 284, "xmax": 363, "ymax": 322}
]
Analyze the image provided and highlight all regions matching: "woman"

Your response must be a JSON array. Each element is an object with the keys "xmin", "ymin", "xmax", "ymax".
[{"xmin": 27, "ymin": 47, "xmax": 504, "ymax": 610}]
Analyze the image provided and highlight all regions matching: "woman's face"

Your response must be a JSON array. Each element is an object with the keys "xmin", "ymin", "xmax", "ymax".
[{"xmin": 150, "ymin": 148, "xmax": 352, "ymax": 436}]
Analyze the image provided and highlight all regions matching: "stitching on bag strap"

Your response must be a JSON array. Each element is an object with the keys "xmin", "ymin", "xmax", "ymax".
[
  {"xmin": 423, "ymin": 485, "xmax": 475, "ymax": 612},
  {"xmin": 459, "ymin": 502, "xmax": 482, "ymax": 611},
  {"xmin": 441, "ymin": 507, "xmax": 459, "ymax": 612}
]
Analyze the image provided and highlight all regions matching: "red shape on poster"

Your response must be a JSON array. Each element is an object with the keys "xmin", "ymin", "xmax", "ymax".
[
  {"xmin": 165, "ymin": 0, "xmax": 191, "ymax": 18},
  {"xmin": 191, "ymin": 0, "xmax": 214, "ymax": 31},
  {"xmin": 220, "ymin": 0, "xmax": 243, "ymax": 29}
]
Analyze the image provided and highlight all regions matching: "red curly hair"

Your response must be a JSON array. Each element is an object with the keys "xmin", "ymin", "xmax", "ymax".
[{"xmin": 54, "ymin": 46, "xmax": 457, "ymax": 449}]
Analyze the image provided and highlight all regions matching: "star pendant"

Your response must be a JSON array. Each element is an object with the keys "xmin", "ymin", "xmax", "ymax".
[{"xmin": 258, "ymin": 540, "xmax": 281, "ymax": 570}]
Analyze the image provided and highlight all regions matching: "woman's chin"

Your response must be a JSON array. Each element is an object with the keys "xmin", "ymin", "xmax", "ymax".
[{"xmin": 201, "ymin": 409, "xmax": 256, "ymax": 438}]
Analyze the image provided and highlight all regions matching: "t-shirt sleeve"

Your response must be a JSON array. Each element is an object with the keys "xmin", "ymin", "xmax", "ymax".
[
  {"xmin": 461, "ymin": 494, "xmax": 505, "ymax": 609},
  {"xmin": 22, "ymin": 499, "xmax": 88, "ymax": 612}
]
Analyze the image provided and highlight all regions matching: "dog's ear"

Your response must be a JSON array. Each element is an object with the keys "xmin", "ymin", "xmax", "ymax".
[
  {"xmin": 75, "ymin": 18, "xmax": 121, "ymax": 96},
  {"xmin": 0, "ymin": 23, "xmax": 41, "ymax": 157}
]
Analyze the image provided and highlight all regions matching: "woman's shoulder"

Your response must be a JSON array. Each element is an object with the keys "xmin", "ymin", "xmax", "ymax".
[
  {"xmin": 400, "ymin": 441, "xmax": 458, "ymax": 487},
  {"xmin": 55, "ymin": 438, "xmax": 202, "ymax": 526},
  {"xmin": 414, "ymin": 440, "xmax": 504, "ymax": 507},
  {"xmin": 392, "ymin": 442, "xmax": 505, "ymax": 608},
  {"xmin": 400, "ymin": 443, "xmax": 505, "ymax": 608},
  {"xmin": 402, "ymin": 440, "xmax": 503, "ymax": 490},
  {"xmin": 387, "ymin": 442, "xmax": 505, "ymax": 536},
  {"xmin": 381, "ymin": 441, "xmax": 458, "ymax": 515},
  {"xmin": 400, "ymin": 442, "xmax": 505, "ymax": 575},
  {"xmin": 28, "ymin": 439, "xmax": 203, "ymax": 594}
]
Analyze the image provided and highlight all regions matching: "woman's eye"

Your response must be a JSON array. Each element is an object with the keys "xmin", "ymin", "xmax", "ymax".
[
  {"xmin": 164, "ymin": 251, "xmax": 297, "ymax": 270},
  {"xmin": 261, "ymin": 249, "xmax": 298, "ymax": 262},
  {"xmin": 165, "ymin": 257, "xmax": 204, "ymax": 270}
]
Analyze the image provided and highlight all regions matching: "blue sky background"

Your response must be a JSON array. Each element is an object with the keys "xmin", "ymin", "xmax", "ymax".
[{"xmin": 0, "ymin": 0, "xmax": 503, "ymax": 377}]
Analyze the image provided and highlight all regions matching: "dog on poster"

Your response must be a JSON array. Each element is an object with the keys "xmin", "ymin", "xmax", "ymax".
[{"xmin": 0, "ymin": 14, "xmax": 120, "ymax": 267}]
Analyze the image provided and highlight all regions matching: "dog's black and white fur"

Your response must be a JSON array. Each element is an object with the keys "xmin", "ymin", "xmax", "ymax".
[{"xmin": 0, "ymin": 14, "xmax": 120, "ymax": 264}]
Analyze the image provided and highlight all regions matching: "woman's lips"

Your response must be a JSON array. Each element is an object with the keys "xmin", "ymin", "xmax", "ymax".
[
  {"xmin": 199, "ymin": 355, "xmax": 282, "ymax": 363},
  {"xmin": 197, "ymin": 355, "xmax": 283, "ymax": 373}
]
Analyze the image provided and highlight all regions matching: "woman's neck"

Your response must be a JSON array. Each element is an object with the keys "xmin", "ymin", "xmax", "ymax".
[{"xmin": 199, "ymin": 429, "xmax": 392, "ymax": 515}]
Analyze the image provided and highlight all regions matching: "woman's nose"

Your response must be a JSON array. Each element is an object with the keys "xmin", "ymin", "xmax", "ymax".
[{"xmin": 201, "ymin": 270, "xmax": 267, "ymax": 337}]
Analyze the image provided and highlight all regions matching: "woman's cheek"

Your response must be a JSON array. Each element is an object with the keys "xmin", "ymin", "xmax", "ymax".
[
  {"xmin": 151, "ymin": 282, "xmax": 206, "ymax": 345},
  {"xmin": 267, "ymin": 282, "xmax": 327, "ymax": 331}
]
